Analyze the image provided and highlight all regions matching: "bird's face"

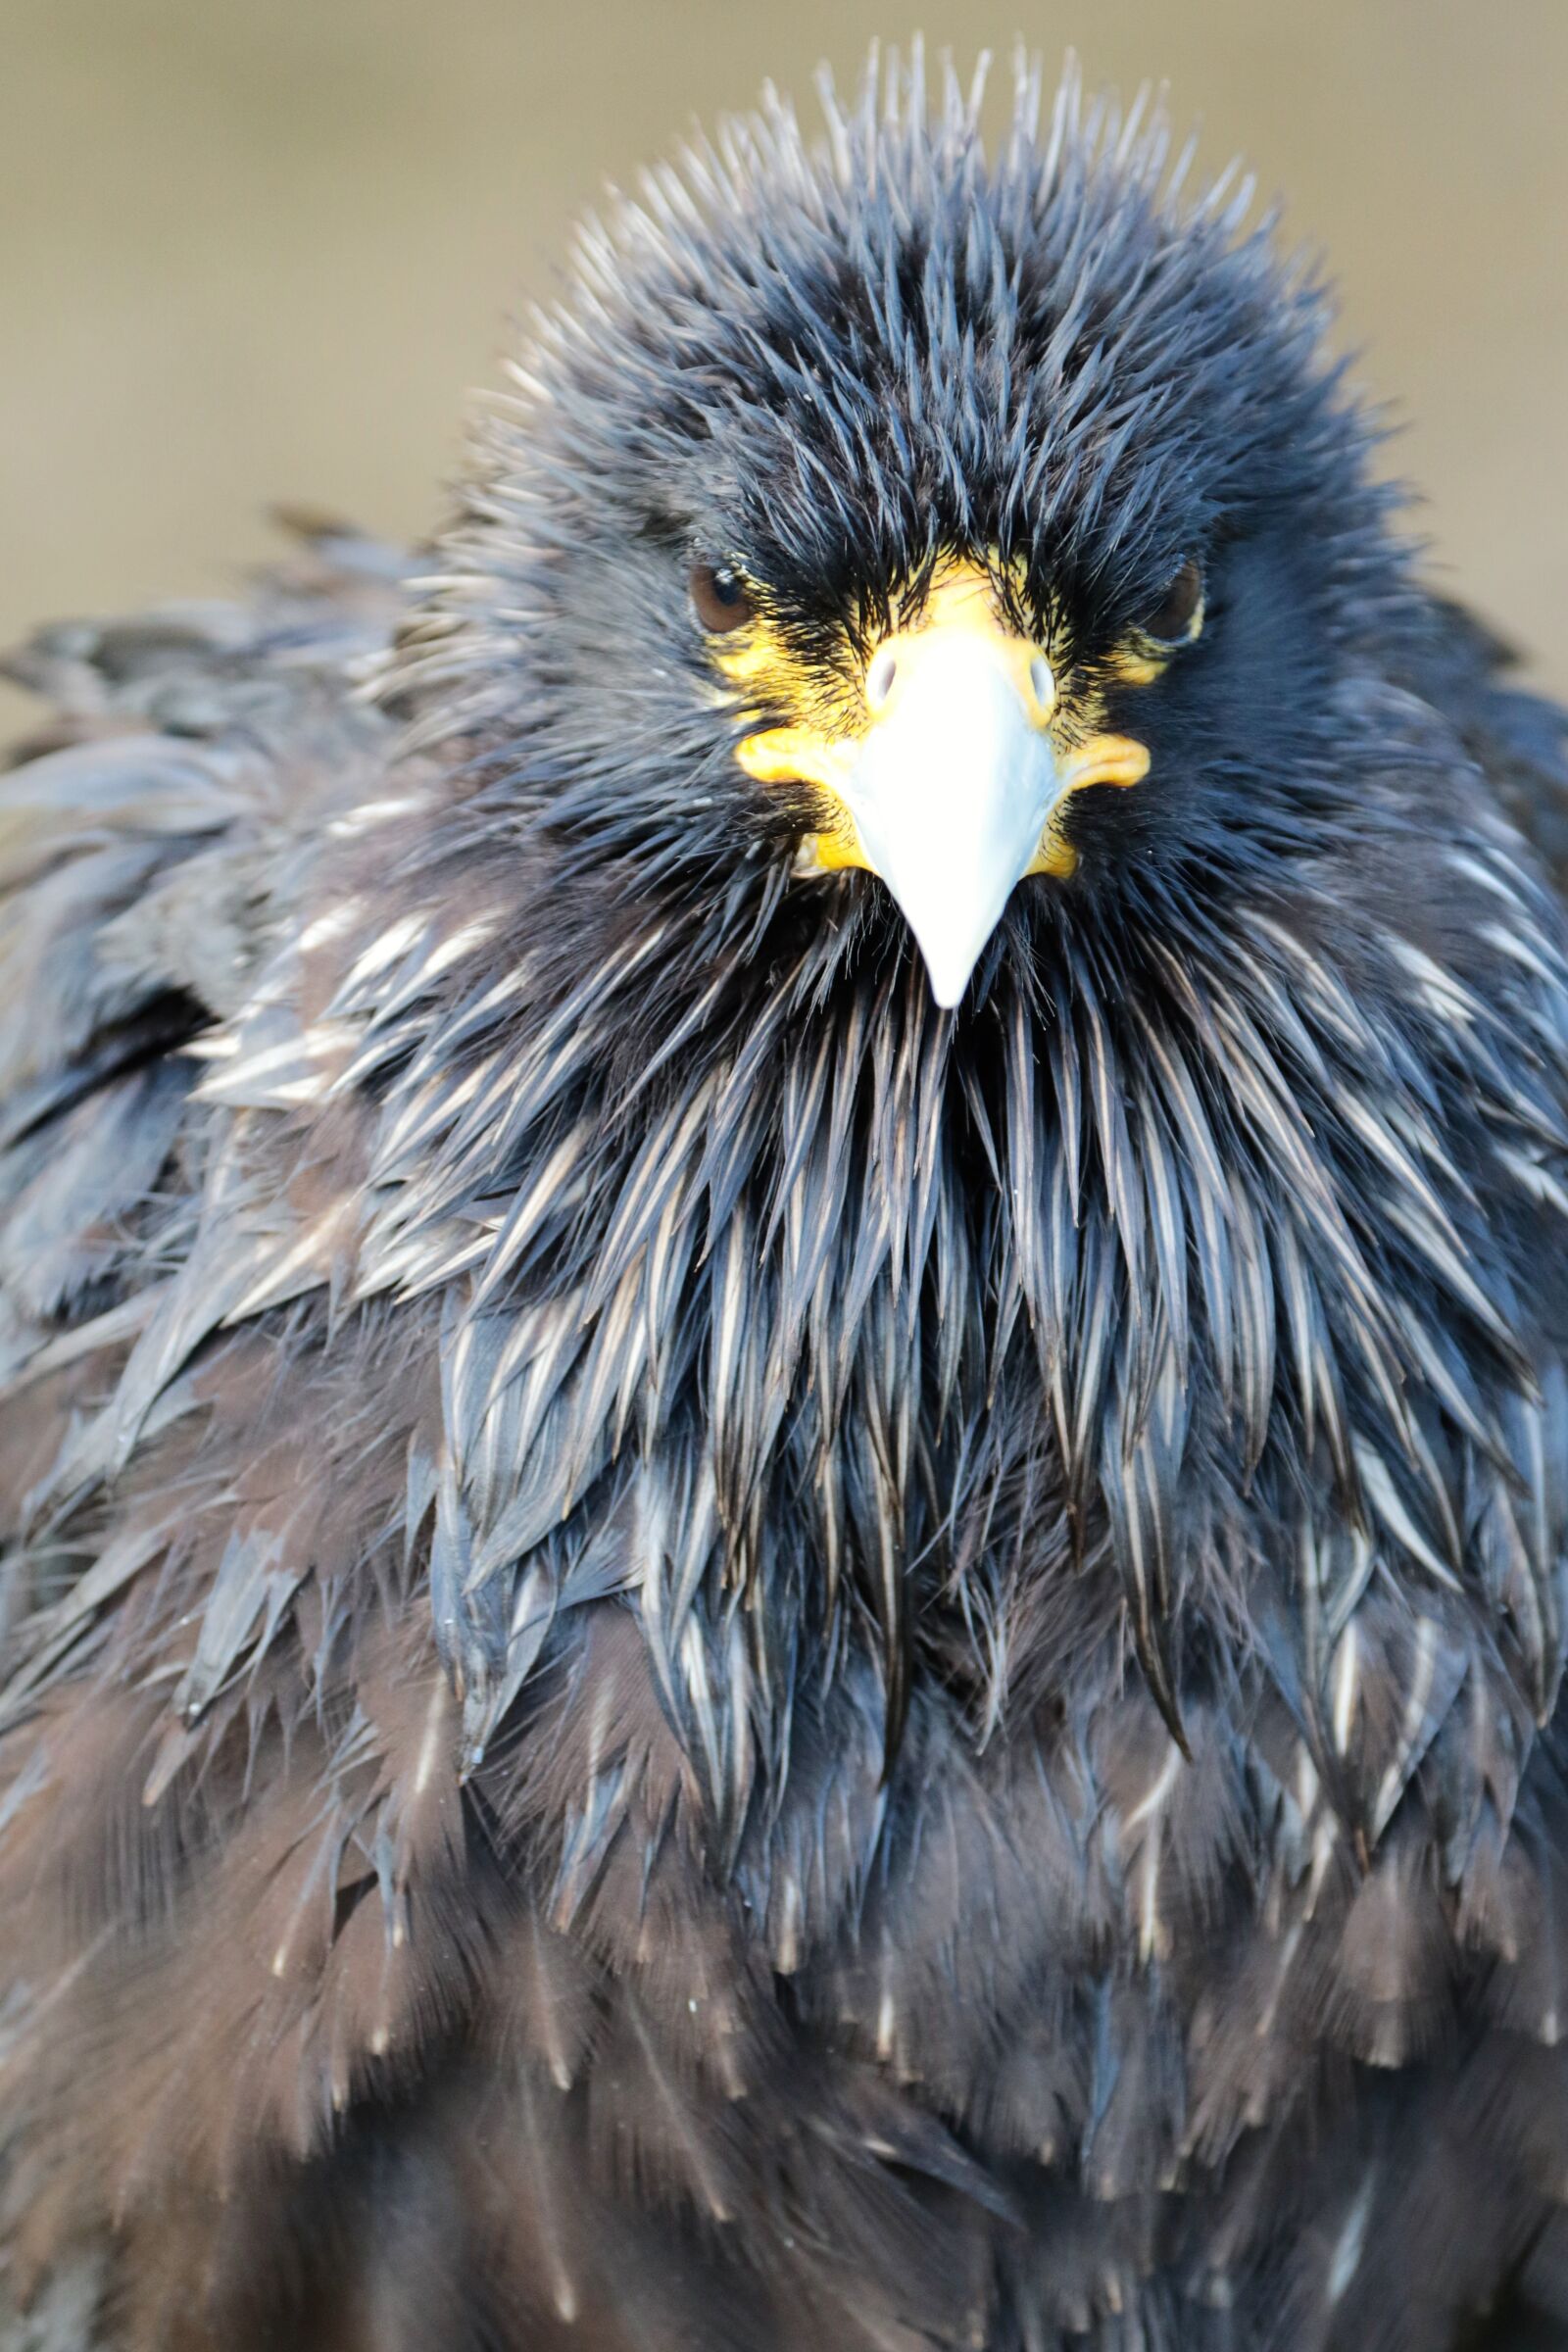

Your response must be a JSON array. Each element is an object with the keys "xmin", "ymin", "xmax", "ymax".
[
  {"xmin": 432, "ymin": 65, "xmax": 1402, "ymax": 1004},
  {"xmin": 704, "ymin": 547, "xmax": 1184, "ymax": 1004}
]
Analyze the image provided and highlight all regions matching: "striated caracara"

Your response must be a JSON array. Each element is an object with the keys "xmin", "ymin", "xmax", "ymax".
[{"xmin": 4, "ymin": 49, "xmax": 1568, "ymax": 2352}]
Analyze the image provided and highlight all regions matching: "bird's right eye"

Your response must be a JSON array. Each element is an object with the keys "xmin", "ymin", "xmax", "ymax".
[
  {"xmin": 1141, "ymin": 559, "xmax": 1204, "ymax": 647},
  {"xmin": 690, "ymin": 563, "xmax": 756, "ymax": 633}
]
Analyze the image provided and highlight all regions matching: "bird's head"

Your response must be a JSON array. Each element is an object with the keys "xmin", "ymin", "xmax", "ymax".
[{"xmin": 401, "ymin": 50, "xmax": 1411, "ymax": 1011}]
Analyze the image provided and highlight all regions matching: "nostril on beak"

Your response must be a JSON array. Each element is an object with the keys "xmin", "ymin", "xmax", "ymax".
[
  {"xmin": 1029, "ymin": 654, "xmax": 1054, "ymax": 716},
  {"xmin": 866, "ymin": 646, "xmax": 899, "ymax": 712}
]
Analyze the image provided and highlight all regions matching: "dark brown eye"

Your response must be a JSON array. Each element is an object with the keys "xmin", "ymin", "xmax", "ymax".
[
  {"xmin": 690, "ymin": 563, "xmax": 755, "ymax": 634},
  {"xmin": 1142, "ymin": 559, "xmax": 1204, "ymax": 646}
]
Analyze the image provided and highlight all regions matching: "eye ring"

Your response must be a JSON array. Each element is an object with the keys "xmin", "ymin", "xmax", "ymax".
[
  {"xmin": 690, "ymin": 562, "xmax": 756, "ymax": 634},
  {"xmin": 1142, "ymin": 558, "xmax": 1204, "ymax": 647}
]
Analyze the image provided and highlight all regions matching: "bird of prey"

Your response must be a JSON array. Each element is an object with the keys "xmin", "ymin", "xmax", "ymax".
[{"xmin": 4, "ymin": 49, "xmax": 1568, "ymax": 2352}]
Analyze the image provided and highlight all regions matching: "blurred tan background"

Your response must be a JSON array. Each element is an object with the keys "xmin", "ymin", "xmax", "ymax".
[{"xmin": 3, "ymin": 0, "xmax": 1565, "ymax": 730}]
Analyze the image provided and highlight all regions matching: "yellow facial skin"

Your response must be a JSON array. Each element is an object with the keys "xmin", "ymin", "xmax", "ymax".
[{"xmin": 714, "ymin": 554, "xmax": 1176, "ymax": 880}]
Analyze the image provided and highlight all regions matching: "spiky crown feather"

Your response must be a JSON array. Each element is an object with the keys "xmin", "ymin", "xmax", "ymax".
[
  {"xmin": 400, "ymin": 52, "xmax": 1411, "ymax": 859},
  {"xmin": 5, "ymin": 48, "xmax": 1568, "ymax": 2346}
]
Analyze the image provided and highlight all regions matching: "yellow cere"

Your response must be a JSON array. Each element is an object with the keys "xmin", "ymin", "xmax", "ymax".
[{"xmin": 712, "ymin": 554, "xmax": 1157, "ymax": 880}]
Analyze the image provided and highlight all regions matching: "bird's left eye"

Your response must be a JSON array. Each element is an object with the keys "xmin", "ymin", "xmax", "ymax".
[
  {"xmin": 1141, "ymin": 559, "xmax": 1204, "ymax": 646},
  {"xmin": 690, "ymin": 563, "xmax": 756, "ymax": 633}
]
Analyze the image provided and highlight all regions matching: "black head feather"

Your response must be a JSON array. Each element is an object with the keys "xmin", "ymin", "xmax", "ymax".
[{"xmin": 403, "ymin": 53, "xmax": 1410, "ymax": 900}]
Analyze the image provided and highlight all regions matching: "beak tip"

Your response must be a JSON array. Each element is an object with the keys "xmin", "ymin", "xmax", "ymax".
[{"xmin": 919, "ymin": 951, "xmax": 980, "ymax": 1010}]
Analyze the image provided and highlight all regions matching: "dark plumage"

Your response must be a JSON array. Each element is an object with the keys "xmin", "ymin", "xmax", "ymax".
[{"xmin": 5, "ymin": 49, "xmax": 1568, "ymax": 2352}]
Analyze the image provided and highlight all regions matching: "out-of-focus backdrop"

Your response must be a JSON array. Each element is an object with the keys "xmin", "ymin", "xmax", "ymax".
[{"xmin": 4, "ymin": 0, "xmax": 1566, "ymax": 732}]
